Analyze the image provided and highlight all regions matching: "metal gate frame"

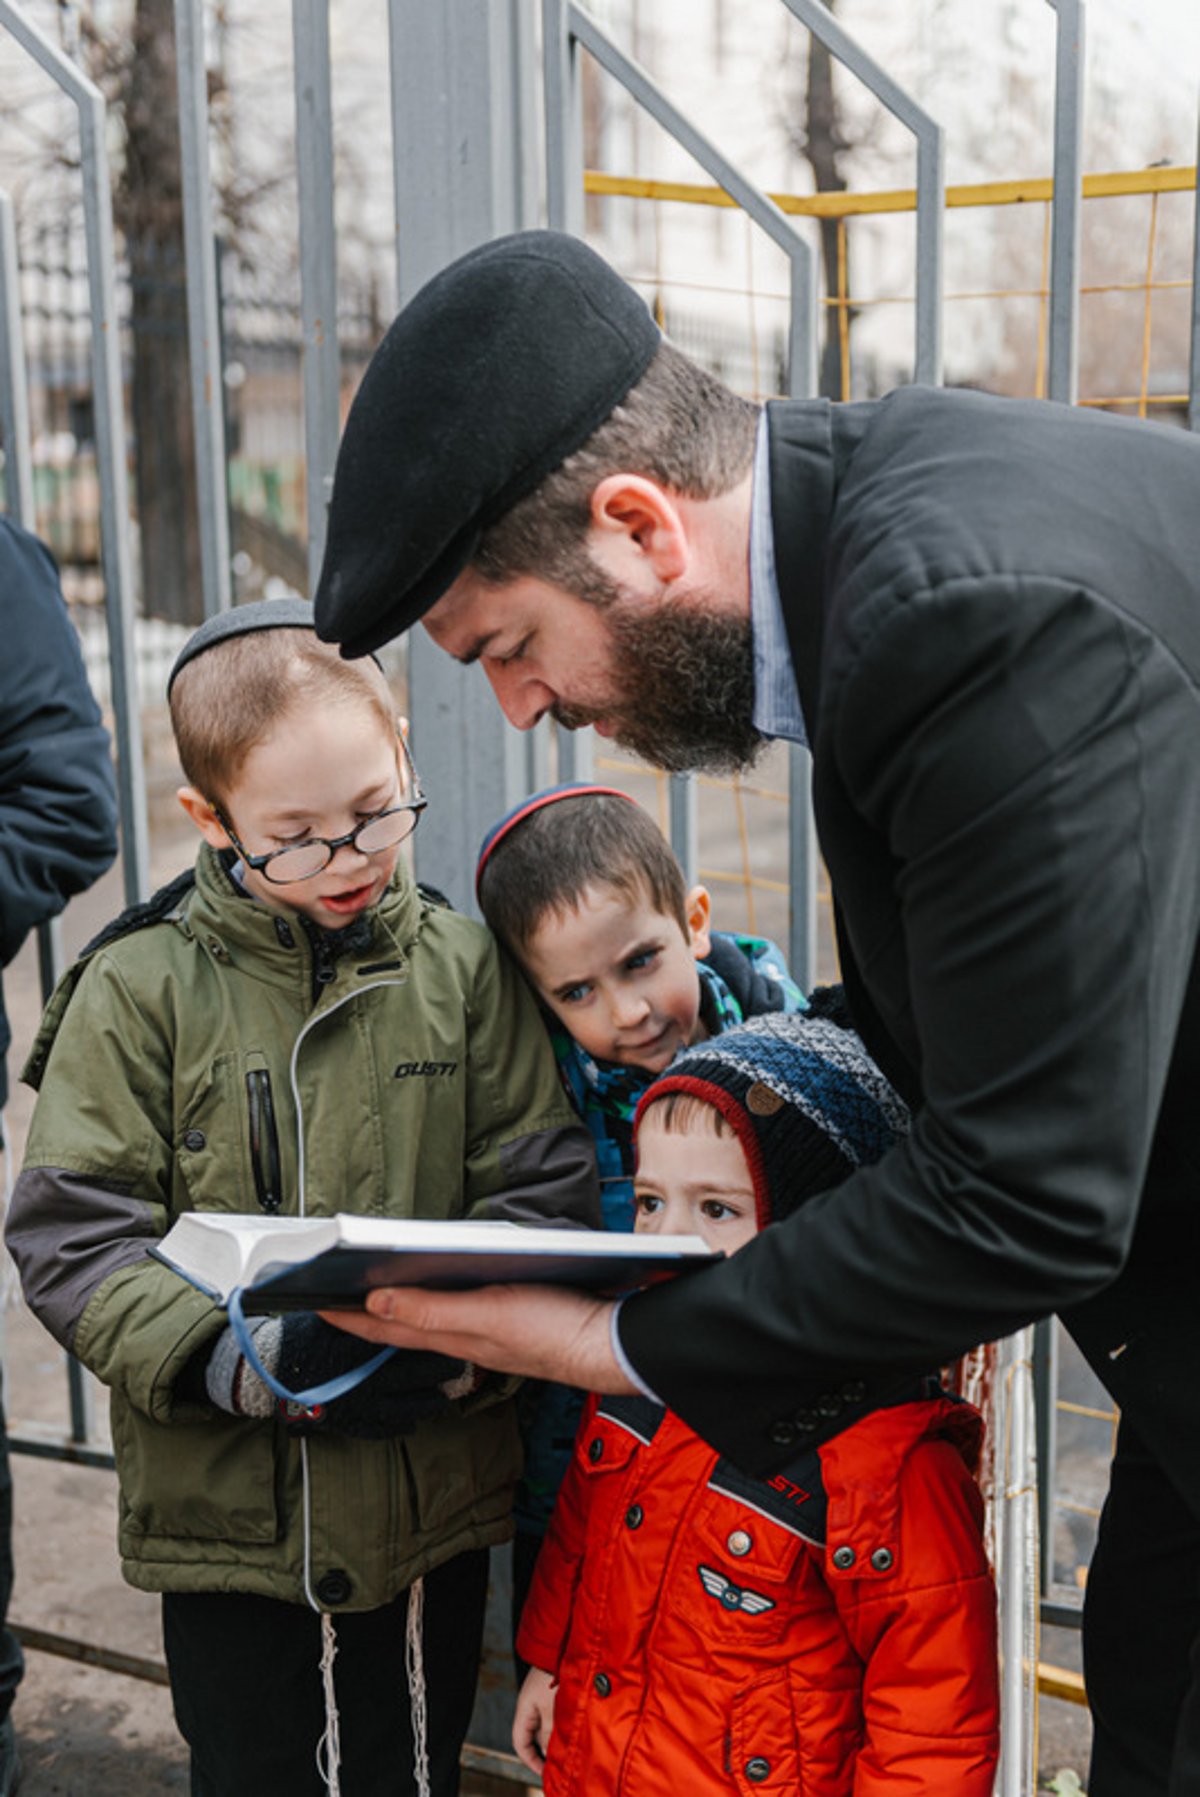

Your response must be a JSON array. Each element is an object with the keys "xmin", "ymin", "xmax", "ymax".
[{"xmin": 5, "ymin": 0, "xmax": 1200, "ymax": 1787}]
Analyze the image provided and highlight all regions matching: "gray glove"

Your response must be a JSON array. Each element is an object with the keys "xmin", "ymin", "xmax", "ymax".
[{"xmin": 206, "ymin": 1313, "xmax": 477, "ymax": 1438}]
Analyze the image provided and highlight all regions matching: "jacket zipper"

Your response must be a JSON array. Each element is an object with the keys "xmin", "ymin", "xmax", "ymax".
[
  {"xmin": 245, "ymin": 1068, "xmax": 283, "ymax": 1213},
  {"xmin": 288, "ymin": 974, "xmax": 406, "ymax": 1219},
  {"xmin": 288, "ymin": 973, "xmax": 408, "ymax": 1618}
]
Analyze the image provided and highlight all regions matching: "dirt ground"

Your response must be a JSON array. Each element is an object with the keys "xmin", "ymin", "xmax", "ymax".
[{"xmin": 0, "ymin": 702, "xmax": 1093, "ymax": 1793}]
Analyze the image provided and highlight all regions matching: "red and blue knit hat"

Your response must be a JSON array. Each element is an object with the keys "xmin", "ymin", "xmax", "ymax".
[{"xmin": 633, "ymin": 998, "xmax": 909, "ymax": 1229}]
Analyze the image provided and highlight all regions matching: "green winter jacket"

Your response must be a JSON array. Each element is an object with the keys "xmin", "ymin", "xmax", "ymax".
[{"xmin": 7, "ymin": 846, "xmax": 600, "ymax": 1610}]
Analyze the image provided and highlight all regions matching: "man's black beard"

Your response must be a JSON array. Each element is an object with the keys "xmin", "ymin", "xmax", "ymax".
[{"xmin": 553, "ymin": 598, "xmax": 765, "ymax": 776}]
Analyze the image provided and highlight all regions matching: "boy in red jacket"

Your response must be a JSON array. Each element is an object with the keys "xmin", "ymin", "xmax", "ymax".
[{"xmin": 513, "ymin": 1000, "xmax": 1000, "ymax": 1795}]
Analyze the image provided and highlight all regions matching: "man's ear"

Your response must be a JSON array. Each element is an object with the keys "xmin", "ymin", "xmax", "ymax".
[
  {"xmin": 177, "ymin": 786, "xmax": 232, "ymax": 850},
  {"xmin": 588, "ymin": 474, "xmax": 689, "ymax": 584},
  {"xmin": 685, "ymin": 884, "xmax": 713, "ymax": 959}
]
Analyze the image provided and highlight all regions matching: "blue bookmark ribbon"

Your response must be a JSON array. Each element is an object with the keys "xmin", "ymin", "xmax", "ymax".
[{"xmin": 227, "ymin": 1286, "xmax": 396, "ymax": 1407}]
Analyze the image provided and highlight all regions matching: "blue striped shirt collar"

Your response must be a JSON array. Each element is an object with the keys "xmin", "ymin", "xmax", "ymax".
[{"xmin": 750, "ymin": 411, "xmax": 808, "ymax": 748}]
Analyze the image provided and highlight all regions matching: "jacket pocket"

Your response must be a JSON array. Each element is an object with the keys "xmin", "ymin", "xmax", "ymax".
[
  {"xmin": 728, "ymin": 1668, "xmax": 802, "ymax": 1794},
  {"xmin": 174, "ymin": 1052, "xmax": 245, "ymax": 1216},
  {"xmin": 568, "ymin": 1410, "xmax": 643, "ymax": 1533},
  {"xmin": 401, "ymin": 1403, "xmax": 521, "ymax": 1539},
  {"xmin": 113, "ymin": 1399, "xmax": 279, "ymax": 1544},
  {"xmin": 668, "ymin": 1486, "xmax": 808, "ymax": 1652}
]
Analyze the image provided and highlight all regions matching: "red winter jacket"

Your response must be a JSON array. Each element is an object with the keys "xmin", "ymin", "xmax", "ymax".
[{"xmin": 516, "ymin": 1391, "xmax": 999, "ymax": 1796}]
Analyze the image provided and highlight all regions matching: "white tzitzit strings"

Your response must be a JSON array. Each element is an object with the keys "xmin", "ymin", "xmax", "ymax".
[
  {"xmin": 0, "ymin": 1111, "xmax": 21, "ymax": 1312},
  {"xmin": 405, "ymin": 1574, "xmax": 430, "ymax": 1797},
  {"xmin": 316, "ymin": 1610, "xmax": 342, "ymax": 1796}
]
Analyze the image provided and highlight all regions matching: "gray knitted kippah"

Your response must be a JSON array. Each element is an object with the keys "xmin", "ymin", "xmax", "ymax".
[
  {"xmin": 634, "ymin": 1003, "xmax": 909, "ymax": 1228},
  {"xmin": 167, "ymin": 598, "xmax": 317, "ymax": 694},
  {"xmin": 168, "ymin": 597, "xmax": 385, "ymax": 695}
]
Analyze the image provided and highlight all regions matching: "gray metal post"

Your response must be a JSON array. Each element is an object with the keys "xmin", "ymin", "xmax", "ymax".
[
  {"xmin": 780, "ymin": 0, "xmax": 944, "ymax": 386},
  {"xmin": 556, "ymin": 726, "xmax": 596, "ymax": 783},
  {"xmin": 542, "ymin": 0, "xmax": 589, "ymax": 831},
  {"xmin": 558, "ymin": 5, "xmax": 822, "ymax": 971},
  {"xmin": 292, "ymin": 0, "xmax": 340, "ymax": 595},
  {"xmin": 543, "ymin": 0, "xmax": 584, "ymax": 236},
  {"xmin": 1189, "ymin": 89, "xmax": 1200, "ymax": 433},
  {"xmin": 787, "ymin": 745, "xmax": 818, "ymax": 989},
  {"xmin": 566, "ymin": 5, "xmax": 816, "ymax": 365},
  {"xmin": 1032, "ymin": 1316, "xmax": 1060, "ymax": 1599},
  {"xmin": 174, "ymin": 0, "xmax": 233, "ymax": 618},
  {"xmin": 387, "ymin": 0, "xmax": 539, "ymax": 913},
  {"xmin": 0, "ymin": 0, "xmax": 149, "ymax": 905},
  {"xmin": 668, "ymin": 774, "xmax": 698, "ymax": 883},
  {"xmin": 0, "ymin": 191, "xmax": 35, "ymax": 527},
  {"xmin": 1046, "ymin": 0, "xmax": 1085, "ymax": 406}
]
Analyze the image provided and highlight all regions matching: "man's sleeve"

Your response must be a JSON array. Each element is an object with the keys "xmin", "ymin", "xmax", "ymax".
[
  {"xmin": 618, "ymin": 575, "xmax": 1200, "ymax": 1468},
  {"xmin": 0, "ymin": 522, "xmax": 118, "ymax": 963},
  {"xmin": 462, "ymin": 936, "xmax": 602, "ymax": 1229}
]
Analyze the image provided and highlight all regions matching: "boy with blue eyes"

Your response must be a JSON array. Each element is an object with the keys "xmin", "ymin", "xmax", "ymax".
[
  {"xmin": 513, "ymin": 1006, "xmax": 1000, "ymax": 1796},
  {"xmin": 6, "ymin": 599, "xmax": 600, "ymax": 1797},
  {"xmin": 475, "ymin": 783, "xmax": 804, "ymax": 1642}
]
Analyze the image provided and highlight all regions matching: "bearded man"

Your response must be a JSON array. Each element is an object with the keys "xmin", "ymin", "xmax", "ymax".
[{"xmin": 316, "ymin": 230, "xmax": 1200, "ymax": 1797}]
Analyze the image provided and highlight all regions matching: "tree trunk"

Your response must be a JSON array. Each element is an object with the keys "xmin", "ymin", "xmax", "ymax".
[
  {"xmin": 801, "ymin": 8, "xmax": 856, "ymax": 401},
  {"xmin": 121, "ymin": 0, "xmax": 205, "ymax": 625}
]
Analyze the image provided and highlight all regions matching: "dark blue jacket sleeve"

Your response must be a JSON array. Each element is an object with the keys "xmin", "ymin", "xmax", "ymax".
[{"xmin": 0, "ymin": 519, "xmax": 119, "ymax": 1092}]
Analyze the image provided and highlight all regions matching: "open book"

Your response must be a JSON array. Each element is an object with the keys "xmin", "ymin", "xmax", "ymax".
[{"xmin": 151, "ymin": 1211, "xmax": 721, "ymax": 1314}]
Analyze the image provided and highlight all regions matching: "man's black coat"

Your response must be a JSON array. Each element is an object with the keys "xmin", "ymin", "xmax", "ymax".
[{"xmin": 621, "ymin": 385, "xmax": 1200, "ymax": 1508}]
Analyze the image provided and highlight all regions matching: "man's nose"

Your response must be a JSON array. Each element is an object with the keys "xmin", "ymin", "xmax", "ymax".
[{"xmin": 484, "ymin": 661, "xmax": 555, "ymax": 731}]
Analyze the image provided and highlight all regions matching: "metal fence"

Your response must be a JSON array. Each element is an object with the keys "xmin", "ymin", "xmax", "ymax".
[{"xmin": 2, "ymin": 0, "xmax": 1193, "ymax": 1787}]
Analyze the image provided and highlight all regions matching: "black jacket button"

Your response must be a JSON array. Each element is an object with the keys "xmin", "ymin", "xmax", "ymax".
[
  {"xmin": 745, "ymin": 1757, "xmax": 771, "ymax": 1781},
  {"xmin": 871, "ymin": 1547, "xmax": 894, "ymax": 1571},
  {"xmin": 832, "ymin": 1545, "xmax": 856, "ymax": 1570},
  {"xmin": 768, "ymin": 1420, "xmax": 797, "ymax": 1448},
  {"xmin": 587, "ymin": 1437, "xmax": 603, "ymax": 1463},
  {"xmin": 593, "ymin": 1672, "xmax": 612, "ymax": 1697},
  {"xmin": 274, "ymin": 917, "xmax": 294, "ymax": 947},
  {"xmin": 841, "ymin": 1379, "xmax": 867, "ymax": 1404},
  {"xmin": 817, "ymin": 1392, "xmax": 842, "ymax": 1417},
  {"xmin": 625, "ymin": 1504, "xmax": 644, "ymax": 1530},
  {"xmin": 183, "ymin": 1129, "xmax": 206, "ymax": 1152},
  {"xmin": 315, "ymin": 1569, "xmax": 352, "ymax": 1605}
]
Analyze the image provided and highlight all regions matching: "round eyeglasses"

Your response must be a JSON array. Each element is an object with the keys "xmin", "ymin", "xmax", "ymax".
[{"xmin": 215, "ymin": 735, "xmax": 427, "ymax": 886}]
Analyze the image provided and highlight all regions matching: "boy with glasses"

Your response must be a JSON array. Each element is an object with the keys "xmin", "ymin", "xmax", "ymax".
[{"xmin": 6, "ymin": 598, "xmax": 600, "ymax": 1797}]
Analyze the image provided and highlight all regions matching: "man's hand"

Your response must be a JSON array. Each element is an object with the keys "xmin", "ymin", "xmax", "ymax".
[{"xmin": 322, "ymin": 1283, "xmax": 636, "ymax": 1395}]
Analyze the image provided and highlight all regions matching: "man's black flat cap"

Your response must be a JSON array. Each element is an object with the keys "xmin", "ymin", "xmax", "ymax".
[
  {"xmin": 313, "ymin": 230, "xmax": 660, "ymax": 658},
  {"xmin": 168, "ymin": 597, "xmax": 318, "ymax": 693}
]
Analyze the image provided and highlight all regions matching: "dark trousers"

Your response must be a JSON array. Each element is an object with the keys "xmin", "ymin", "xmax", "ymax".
[
  {"xmin": 509, "ymin": 1528, "xmax": 543, "ymax": 1686},
  {"xmin": 0, "ymin": 1138, "xmax": 27, "ymax": 1727},
  {"xmin": 0, "ymin": 1399, "xmax": 25, "ymax": 1726},
  {"xmin": 1085, "ymin": 1421, "xmax": 1200, "ymax": 1796},
  {"xmin": 163, "ymin": 1547, "xmax": 489, "ymax": 1797}
]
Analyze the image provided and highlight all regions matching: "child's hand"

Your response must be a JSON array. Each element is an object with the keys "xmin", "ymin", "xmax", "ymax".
[
  {"xmin": 201, "ymin": 1314, "xmax": 473, "ymax": 1436},
  {"xmin": 513, "ymin": 1666, "xmax": 557, "ymax": 1775}
]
